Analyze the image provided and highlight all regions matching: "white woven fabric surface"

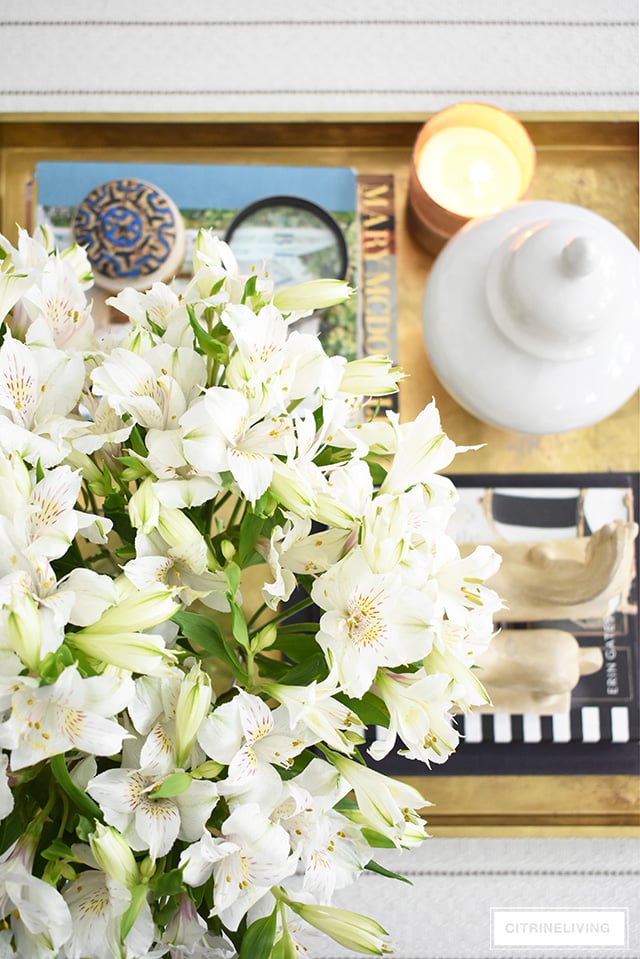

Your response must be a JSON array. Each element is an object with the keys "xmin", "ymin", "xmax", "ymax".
[
  {"xmin": 0, "ymin": 0, "xmax": 637, "ymax": 115},
  {"xmin": 310, "ymin": 838, "xmax": 640, "ymax": 958}
]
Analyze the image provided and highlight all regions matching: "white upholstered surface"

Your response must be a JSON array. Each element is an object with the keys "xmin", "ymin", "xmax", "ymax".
[{"xmin": 0, "ymin": 0, "xmax": 637, "ymax": 115}]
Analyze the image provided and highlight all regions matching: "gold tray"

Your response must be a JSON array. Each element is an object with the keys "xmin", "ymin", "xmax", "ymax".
[{"xmin": 1, "ymin": 113, "xmax": 638, "ymax": 833}]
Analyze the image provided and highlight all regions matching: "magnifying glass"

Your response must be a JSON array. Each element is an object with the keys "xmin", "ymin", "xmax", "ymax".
[{"xmin": 224, "ymin": 195, "xmax": 349, "ymax": 288}]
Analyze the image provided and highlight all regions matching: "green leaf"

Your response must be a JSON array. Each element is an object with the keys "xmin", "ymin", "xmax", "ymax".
[
  {"xmin": 360, "ymin": 828, "xmax": 397, "ymax": 848},
  {"xmin": 51, "ymin": 754, "xmax": 104, "ymax": 823},
  {"xmin": 74, "ymin": 815, "xmax": 96, "ymax": 842},
  {"xmin": 187, "ymin": 304, "xmax": 228, "ymax": 362},
  {"xmin": 229, "ymin": 600, "xmax": 249, "ymax": 650},
  {"xmin": 224, "ymin": 562, "xmax": 241, "ymax": 598},
  {"xmin": 40, "ymin": 838, "xmax": 75, "ymax": 862},
  {"xmin": 237, "ymin": 511, "xmax": 265, "ymax": 567},
  {"xmin": 150, "ymin": 772, "xmax": 192, "ymax": 799},
  {"xmin": 337, "ymin": 691, "xmax": 389, "ymax": 727},
  {"xmin": 279, "ymin": 652, "xmax": 328, "ymax": 686},
  {"xmin": 172, "ymin": 610, "xmax": 247, "ymax": 681},
  {"xmin": 366, "ymin": 459, "xmax": 388, "ymax": 487},
  {"xmin": 151, "ymin": 867, "xmax": 186, "ymax": 898},
  {"xmin": 129, "ymin": 425, "xmax": 148, "ymax": 457},
  {"xmin": 270, "ymin": 631, "xmax": 322, "ymax": 662},
  {"xmin": 242, "ymin": 274, "xmax": 259, "ymax": 302},
  {"xmin": 121, "ymin": 883, "xmax": 149, "ymax": 940},
  {"xmin": 364, "ymin": 859, "xmax": 412, "ymax": 884},
  {"xmin": 239, "ymin": 906, "xmax": 278, "ymax": 959},
  {"xmin": 272, "ymin": 927, "xmax": 298, "ymax": 959}
]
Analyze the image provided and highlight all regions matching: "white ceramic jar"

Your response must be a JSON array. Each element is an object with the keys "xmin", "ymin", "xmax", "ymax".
[{"xmin": 422, "ymin": 200, "xmax": 640, "ymax": 433}]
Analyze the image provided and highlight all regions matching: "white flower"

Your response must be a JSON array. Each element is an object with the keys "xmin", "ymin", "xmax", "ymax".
[
  {"xmin": 273, "ymin": 762, "xmax": 369, "ymax": 902},
  {"xmin": 312, "ymin": 458, "xmax": 374, "ymax": 529},
  {"xmin": 379, "ymin": 402, "xmax": 467, "ymax": 495},
  {"xmin": 0, "ymin": 753, "xmax": 13, "ymax": 819},
  {"xmin": 21, "ymin": 253, "xmax": 95, "ymax": 350},
  {"xmin": 432, "ymin": 538, "xmax": 503, "ymax": 631},
  {"xmin": 67, "ymin": 587, "xmax": 178, "ymax": 674},
  {"xmin": 0, "ymin": 228, "xmax": 46, "ymax": 324},
  {"xmin": 0, "ymin": 833, "xmax": 72, "ymax": 952},
  {"xmin": 371, "ymin": 668, "xmax": 460, "ymax": 765},
  {"xmin": 90, "ymin": 344, "xmax": 205, "ymax": 431},
  {"xmin": 106, "ymin": 282, "xmax": 186, "ymax": 337},
  {"xmin": 0, "ymin": 330, "xmax": 85, "ymax": 467},
  {"xmin": 0, "ymin": 665, "xmax": 133, "ymax": 770},
  {"xmin": 263, "ymin": 673, "xmax": 364, "ymax": 754},
  {"xmin": 311, "ymin": 549, "xmax": 435, "ymax": 698},
  {"xmin": 87, "ymin": 766, "xmax": 218, "ymax": 860},
  {"xmin": 174, "ymin": 662, "xmax": 213, "ymax": 768},
  {"xmin": 330, "ymin": 752, "xmax": 430, "ymax": 847},
  {"xmin": 179, "ymin": 804, "xmax": 296, "ymax": 931},
  {"xmin": 61, "ymin": 870, "xmax": 155, "ymax": 959},
  {"xmin": 180, "ymin": 387, "xmax": 287, "ymax": 505},
  {"xmin": 197, "ymin": 690, "xmax": 309, "ymax": 784}
]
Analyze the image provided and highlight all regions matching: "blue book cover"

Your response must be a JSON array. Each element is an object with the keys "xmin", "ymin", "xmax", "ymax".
[{"xmin": 34, "ymin": 160, "xmax": 360, "ymax": 359}]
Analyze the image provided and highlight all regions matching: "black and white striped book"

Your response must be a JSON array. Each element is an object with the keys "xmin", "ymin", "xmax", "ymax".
[{"xmin": 372, "ymin": 472, "xmax": 640, "ymax": 777}]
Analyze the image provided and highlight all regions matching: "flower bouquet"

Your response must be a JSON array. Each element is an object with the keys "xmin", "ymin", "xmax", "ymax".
[{"xmin": 0, "ymin": 226, "xmax": 501, "ymax": 958}]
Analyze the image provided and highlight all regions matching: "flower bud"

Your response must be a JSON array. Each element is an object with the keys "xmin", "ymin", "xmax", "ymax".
[
  {"xmin": 128, "ymin": 477, "xmax": 160, "ymax": 534},
  {"xmin": 89, "ymin": 823, "xmax": 139, "ymax": 888},
  {"xmin": 273, "ymin": 279, "xmax": 353, "ymax": 313},
  {"xmin": 339, "ymin": 356, "xmax": 404, "ymax": 396},
  {"xmin": 6, "ymin": 590, "xmax": 42, "ymax": 670},
  {"xmin": 283, "ymin": 897, "xmax": 389, "ymax": 956},
  {"xmin": 174, "ymin": 662, "xmax": 213, "ymax": 767}
]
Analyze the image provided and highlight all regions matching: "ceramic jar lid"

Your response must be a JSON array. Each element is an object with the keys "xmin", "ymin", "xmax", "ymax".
[
  {"xmin": 72, "ymin": 178, "xmax": 186, "ymax": 293},
  {"xmin": 422, "ymin": 200, "xmax": 640, "ymax": 433}
]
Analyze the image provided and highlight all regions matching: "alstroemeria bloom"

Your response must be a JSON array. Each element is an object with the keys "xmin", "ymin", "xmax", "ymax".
[
  {"xmin": 263, "ymin": 673, "xmax": 365, "ymax": 754},
  {"xmin": 431, "ymin": 537, "xmax": 503, "ymax": 637},
  {"xmin": 330, "ymin": 752, "xmax": 430, "ymax": 847},
  {"xmin": 0, "ymin": 330, "xmax": 85, "ymax": 467},
  {"xmin": 21, "ymin": 253, "xmax": 95, "ymax": 351},
  {"xmin": 311, "ymin": 548, "xmax": 435, "ymax": 698},
  {"xmin": 141, "ymin": 428, "xmax": 221, "ymax": 508},
  {"xmin": 0, "ymin": 833, "xmax": 72, "ymax": 953},
  {"xmin": 371, "ymin": 668, "xmax": 460, "ymax": 765},
  {"xmin": 0, "ymin": 665, "xmax": 133, "ymax": 770},
  {"xmin": 197, "ymin": 690, "xmax": 310, "ymax": 784},
  {"xmin": 66, "ymin": 586, "xmax": 178, "ymax": 674},
  {"xmin": 311, "ymin": 457, "xmax": 374, "ymax": 530},
  {"xmin": 106, "ymin": 282, "xmax": 187, "ymax": 337},
  {"xmin": 88, "ymin": 824, "xmax": 140, "ymax": 889},
  {"xmin": 273, "ymin": 761, "xmax": 369, "ymax": 902},
  {"xmin": 87, "ymin": 765, "xmax": 218, "ymax": 860},
  {"xmin": 0, "ymin": 752, "xmax": 13, "ymax": 819},
  {"xmin": 223, "ymin": 302, "xmax": 291, "ymax": 411},
  {"xmin": 61, "ymin": 870, "xmax": 155, "ymax": 959},
  {"xmin": 90, "ymin": 344, "xmax": 206, "ymax": 431},
  {"xmin": 180, "ymin": 386, "xmax": 292, "ymax": 504},
  {"xmin": 161, "ymin": 893, "xmax": 211, "ymax": 956},
  {"xmin": 0, "ymin": 228, "xmax": 47, "ymax": 324},
  {"xmin": 379, "ymin": 402, "xmax": 468, "ymax": 495},
  {"xmin": 179, "ymin": 804, "xmax": 296, "ymax": 931}
]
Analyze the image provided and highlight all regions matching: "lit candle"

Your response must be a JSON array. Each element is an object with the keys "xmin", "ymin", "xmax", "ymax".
[{"xmin": 407, "ymin": 103, "xmax": 536, "ymax": 256}]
